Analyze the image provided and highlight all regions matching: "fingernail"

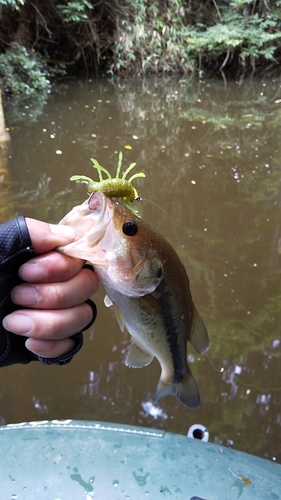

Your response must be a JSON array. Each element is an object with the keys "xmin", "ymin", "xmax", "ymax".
[
  {"xmin": 19, "ymin": 262, "xmax": 46, "ymax": 281},
  {"xmin": 25, "ymin": 338, "xmax": 50, "ymax": 353},
  {"xmin": 11, "ymin": 285, "xmax": 39, "ymax": 306},
  {"xmin": 3, "ymin": 314, "xmax": 34, "ymax": 335}
]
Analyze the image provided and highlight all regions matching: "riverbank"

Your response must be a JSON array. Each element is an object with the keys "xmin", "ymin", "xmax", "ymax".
[{"xmin": 0, "ymin": 0, "xmax": 281, "ymax": 101}]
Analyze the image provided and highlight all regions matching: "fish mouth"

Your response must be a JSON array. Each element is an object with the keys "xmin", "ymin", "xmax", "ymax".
[
  {"xmin": 57, "ymin": 191, "xmax": 114, "ymax": 260},
  {"xmin": 85, "ymin": 191, "xmax": 114, "ymax": 247},
  {"xmin": 88, "ymin": 191, "xmax": 107, "ymax": 222},
  {"xmin": 59, "ymin": 191, "xmax": 110, "ymax": 238}
]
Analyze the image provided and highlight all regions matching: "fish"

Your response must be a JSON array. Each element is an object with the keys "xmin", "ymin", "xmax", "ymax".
[{"xmin": 58, "ymin": 191, "xmax": 209, "ymax": 409}]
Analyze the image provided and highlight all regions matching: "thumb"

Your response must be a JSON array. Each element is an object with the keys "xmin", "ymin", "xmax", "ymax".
[{"xmin": 25, "ymin": 218, "xmax": 76, "ymax": 255}]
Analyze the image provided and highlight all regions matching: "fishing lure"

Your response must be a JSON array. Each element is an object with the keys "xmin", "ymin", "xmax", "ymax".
[{"xmin": 70, "ymin": 152, "xmax": 145, "ymax": 207}]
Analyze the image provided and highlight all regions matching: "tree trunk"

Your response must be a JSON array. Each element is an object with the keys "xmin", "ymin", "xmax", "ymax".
[{"xmin": 14, "ymin": 0, "xmax": 34, "ymax": 47}]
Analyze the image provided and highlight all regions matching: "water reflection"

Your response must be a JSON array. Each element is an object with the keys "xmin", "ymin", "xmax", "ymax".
[
  {"xmin": 0, "ymin": 76, "xmax": 281, "ymax": 463},
  {"xmin": 141, "ymin": 401, "xmax": 168, "ymax": 421}
]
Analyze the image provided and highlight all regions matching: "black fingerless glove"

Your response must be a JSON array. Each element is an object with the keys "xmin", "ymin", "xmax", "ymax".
[{"xmin": 0, "ymin": 216, "xmax": 96, "ymax": 367}]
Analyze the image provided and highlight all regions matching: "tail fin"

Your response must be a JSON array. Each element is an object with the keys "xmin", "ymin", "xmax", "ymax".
[{"xmin": 154, "ymin": 373, "xmax": 201, "ymax": 409}]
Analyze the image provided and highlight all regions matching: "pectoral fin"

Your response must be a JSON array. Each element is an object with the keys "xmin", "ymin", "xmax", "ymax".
[
  {"xmin": 189, "ymin": 308, "xmax": 209, "ymax": 354},
  {"xmin": 104, "ymin": 294, "xmax": 113, "ymax": 307},
  {"xmin": 126, "ymin": 339, "xmax": 154, "ymax": 368},
  {"xmin": 104, "ymin": 295, "xmax": 125, "ymax": 332}
]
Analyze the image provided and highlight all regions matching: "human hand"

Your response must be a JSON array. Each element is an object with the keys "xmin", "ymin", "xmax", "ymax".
[{"xmin": 2, "ymin": 218, "xmax": 98, "ymax": 359}]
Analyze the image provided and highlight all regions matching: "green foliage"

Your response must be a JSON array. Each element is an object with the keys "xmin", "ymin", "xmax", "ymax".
[
  {"xmin": 0, "ymin": 0, "xmax": 24, "ymax": 10},
  {"xmin": 111, "ymin": 0, "xmax": 281, "ymax": 75},
  {"xmin": 0, "ymin": 43, "xmax": 50, "ymax": 96},
  {"xmin": 0, "ymin": 0, "xmax": 116, "ymax": 81},
  {"xmin": 0, "ymin": 0, "xmax": 281, "ymax": 88},
  {"xmin": 57, "ymin": 0, "xmax": 93, "ymax": 23},
  {"xmin": 112, "ymin": 5, "xmax": 194, "ymax": 75},
  {"xmin": 181, "ymin": 14, "xmax": 281, "ymax": 69}
]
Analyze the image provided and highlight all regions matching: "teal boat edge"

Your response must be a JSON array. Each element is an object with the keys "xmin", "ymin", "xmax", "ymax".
[{"xmin": 0, "ymin": 419, "xmax": 280, "ymax": 499}]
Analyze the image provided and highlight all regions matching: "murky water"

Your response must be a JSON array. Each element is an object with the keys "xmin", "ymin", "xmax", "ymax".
[{"xmin": 1, "ymin": 76, "xmax": 281, "ymax": 463}]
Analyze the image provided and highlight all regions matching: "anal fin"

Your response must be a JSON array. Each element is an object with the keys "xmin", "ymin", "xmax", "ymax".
[
  {"xmin": 126, "ymin": 339, "xmax": 154, "ymax": 368},
  {"xmin": 189, "ymin": 308, "xmax": 209, "ymax": 354}
]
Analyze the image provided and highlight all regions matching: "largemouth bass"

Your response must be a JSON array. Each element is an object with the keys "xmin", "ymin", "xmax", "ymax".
[{"xmin": 59, "ymin": 192, "xmax": 209, "ymax": 409}]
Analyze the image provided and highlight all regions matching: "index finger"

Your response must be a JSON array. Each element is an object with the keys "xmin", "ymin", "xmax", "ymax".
[
  {"xmin": 19, "ymin": 251, "xmax": 85, "ymax": 283},
  {"xmin": 25, "ymin": 218, "xmax": 76, "ymax": 254}
]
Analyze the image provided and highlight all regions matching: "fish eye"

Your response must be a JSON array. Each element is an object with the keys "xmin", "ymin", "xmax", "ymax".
[{"xmin": 122, "ymin": 220, "xmax": 138, "ymax": 237}]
